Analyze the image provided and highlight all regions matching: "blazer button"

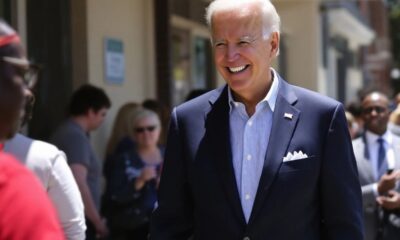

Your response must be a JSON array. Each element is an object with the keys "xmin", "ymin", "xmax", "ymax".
[{"xmin": 243, "ymin": 237, "xmax": 250, "ymax": 240}]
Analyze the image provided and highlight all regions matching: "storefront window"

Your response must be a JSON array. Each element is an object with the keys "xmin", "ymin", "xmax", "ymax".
[{"xmin": 171, "ymin": 26, "xmax": 215, "ymax": 106}]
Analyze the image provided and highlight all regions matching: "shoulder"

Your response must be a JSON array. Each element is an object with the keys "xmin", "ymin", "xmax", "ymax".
[
  {"xmin": 51, "ymin": 120, "xmax": 86, "ymax": 142},
  {"xmin": 6, "ymin": 133, "xmax": 64, "ymax": 165},
  {"xmin": 30, "ymin": 139, "xmax": 66, "ymax": 164},
  {"xmin": 280, "ymin": 82, "xmax": 344, "ymax": 126},
  {"xmin": 352, "ymin": 137, "xmax": 364, "ymax": 146},
  {"xmin": 391, "ymin": 133, "xmax": 400, "ymax": 143},
  {"xmin": 288, "ymin": 83, "xmax": 340, "ymax": 110},
  {"xmin": 30, "ymin": 138, "xmax": 61, "ymax": 155},
  {"xmin": 51, "ymin": 121, "xmax": 89, "ymax": 152},
  {"xmin": 352, "ymin": 137, "xmax": 365, "ymax": 155}
]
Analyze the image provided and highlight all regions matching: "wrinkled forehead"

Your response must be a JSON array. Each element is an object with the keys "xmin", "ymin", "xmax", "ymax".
[
  {"xmin": 211, "ymin": 2, "xmax": 262, "ymax": 27},
  {"xmin": 211, "ymin": 7, "xmax": 264, "ymax": 40}
]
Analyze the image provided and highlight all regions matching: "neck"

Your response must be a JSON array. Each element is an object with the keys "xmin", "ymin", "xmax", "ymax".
[
  {"xmin": 233, "ymin": 79, "xmax": 272, "ymax": 117},
  {"xmin": 71, "ymin": 116, "xmax": 90, "ymax": 132},
  {"xmin": 137, "ymin": 144, "xmax": 158, "ymax": 153}
]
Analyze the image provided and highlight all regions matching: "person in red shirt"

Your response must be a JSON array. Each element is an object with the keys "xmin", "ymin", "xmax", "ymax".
[
  {"xmin": 0, "ymin": 18, "xmax": 65, "ymax": 240},
  {"xmin": 0, "ymin": 152, "xmax": 65, "ymax": 240}
]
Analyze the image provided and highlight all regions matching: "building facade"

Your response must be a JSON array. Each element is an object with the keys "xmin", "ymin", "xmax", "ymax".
[{"xmin": 1, "ymin": 0, "xmax": 387, "ymax": 158}]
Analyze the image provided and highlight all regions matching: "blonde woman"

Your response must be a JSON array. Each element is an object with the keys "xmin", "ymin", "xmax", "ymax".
[
  {"xmin": 104, "ymin": 108, "xmax": 163, "ymax": 240},
  {"xmin": 105, "ymin": 102, "xmax": 139, "ymax": 158}
]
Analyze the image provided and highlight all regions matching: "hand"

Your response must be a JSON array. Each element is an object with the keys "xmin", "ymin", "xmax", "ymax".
[
  {"xmin": 95, "ymin": 218, "xmax": 109, "ymax": 239},
  {"xmin": 140, "ymin": 166, "xmax": 158, "ymax": 182},
  {"xmin": 135, "ymin": 166, "xmax": 157, "ymax": 190},
  {"xmin": 377, "ymin": 190, "xmax": 400, "ymax": 210},
  {"xmin": 377, "ymin": 170, "xmax": 400, "ymax": 195}
]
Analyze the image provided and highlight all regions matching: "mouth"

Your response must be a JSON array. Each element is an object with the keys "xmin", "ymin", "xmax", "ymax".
[{"xmin": 227, "ymin": 65, "xmax": 249, "ymax": 74}]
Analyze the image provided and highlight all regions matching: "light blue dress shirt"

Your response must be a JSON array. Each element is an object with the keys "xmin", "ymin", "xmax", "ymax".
[
  {"xmin": 228, "ymin": 69, "xmax": 279, "ymax": 222},
  {"xmin": 365, "ymin": 130, "xmax": 393, "ymax": 180}
]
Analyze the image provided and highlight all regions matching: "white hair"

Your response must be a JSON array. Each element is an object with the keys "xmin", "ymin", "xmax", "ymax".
[
  {"xmin": 205, "ymin": 0, "xmax": 281, "ymax": 39},
  {"xmin": 128, "ymin": 108, "xmax": 161, "ymax": 135}
]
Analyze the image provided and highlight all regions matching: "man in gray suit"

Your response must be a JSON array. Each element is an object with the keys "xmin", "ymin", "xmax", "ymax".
[{"xmin": 353, "ymin": 91, "xmax": 400, "ymax": 240}]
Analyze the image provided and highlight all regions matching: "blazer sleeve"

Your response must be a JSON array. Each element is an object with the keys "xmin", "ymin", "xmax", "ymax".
[
  {"xmin": 320, "ymin": 104, "xmax": 364, "ymax": 240},
  {"xmin": 150, "ymin": 108, "xmax": 194, "ymax": 240},
  {"xmin": 361, "ymin": 183, "xmax": 379, "ymax": 211}
]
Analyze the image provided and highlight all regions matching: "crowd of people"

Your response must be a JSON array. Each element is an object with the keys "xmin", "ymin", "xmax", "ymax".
[
  {"xmin": 0, "ymin": 16, "xmax": 168, "ymax": 240},
  {"xmin": 2, "ymin": 0, "xmax": 400, "ymax": 240}
]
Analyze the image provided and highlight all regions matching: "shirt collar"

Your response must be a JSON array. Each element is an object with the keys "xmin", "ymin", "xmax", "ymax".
[
  {"xmin": 228, "ymin": 68, "xmax": 280, "ymax": 112},
  {"xmin": 365, "ymin": 130, "xmax": 392, "ymax": 146}
]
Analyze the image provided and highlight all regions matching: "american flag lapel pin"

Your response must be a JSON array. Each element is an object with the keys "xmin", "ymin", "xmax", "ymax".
[{"xmin": 284, "ymin": 113, "xmax": 293, "ymax": 120}]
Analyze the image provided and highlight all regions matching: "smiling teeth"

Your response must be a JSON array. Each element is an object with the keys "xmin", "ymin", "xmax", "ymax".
[{"xmin": 229, "ymin": 65, "xmax": 246, "ymax": 73}]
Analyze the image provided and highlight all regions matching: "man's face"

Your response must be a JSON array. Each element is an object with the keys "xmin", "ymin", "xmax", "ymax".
[
  {"xmin": 211, "ymin": 3, "xmax": 279, "ymax": 99},
  {"xmin": 361, "ymin": 92, "xmax": 390, "ymax": 135},
  {"xmin": 88, "ymin": 107, "xmax": 108, "ymax": 131},
  {"xmin": 0, "ymin": 45, "xmax": 27, "ymax": 140}
]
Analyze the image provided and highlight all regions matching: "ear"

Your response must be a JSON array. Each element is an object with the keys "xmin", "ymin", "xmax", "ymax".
[
  {"xmin": 270, "ymin": 32, "xmax": 280, "ymax": 57},
  {"xmin": 87, "ymin": 108, "xmax": 95, "ymax": 117}
]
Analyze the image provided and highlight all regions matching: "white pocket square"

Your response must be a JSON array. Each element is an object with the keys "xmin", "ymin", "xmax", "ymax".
[{"xmin": 283, "ymin": 150, "xmax": 308, "ymax": 162}]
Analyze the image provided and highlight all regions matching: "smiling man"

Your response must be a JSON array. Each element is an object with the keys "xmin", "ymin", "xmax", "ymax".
[
  {"xmin": 353, "ymin": 91, "xmax": 400, "ymax": 240},
  {"xmin": 150, "ymin": 0, "xmax": 363, "ymax": 239}
]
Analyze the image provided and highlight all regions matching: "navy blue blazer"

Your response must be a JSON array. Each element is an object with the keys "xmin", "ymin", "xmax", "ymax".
[{"xmin": 150, "ymin": 77, "xmax": 364, "ymax": 240}]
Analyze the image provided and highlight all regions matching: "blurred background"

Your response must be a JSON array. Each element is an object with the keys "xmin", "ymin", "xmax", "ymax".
[{"xmin": 0, "ymin": 0, "xmax": 399, "ymax": 159}]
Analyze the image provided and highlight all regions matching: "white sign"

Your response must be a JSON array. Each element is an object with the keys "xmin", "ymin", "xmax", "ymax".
[{"xmin": 104, "ymin": 38, "xmax": 125, "ymax": 84}]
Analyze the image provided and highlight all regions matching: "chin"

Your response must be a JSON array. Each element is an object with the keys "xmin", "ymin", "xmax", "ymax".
[{"xmin": 228, "ymin": 82, "xmax": 250, "ymax": 95}]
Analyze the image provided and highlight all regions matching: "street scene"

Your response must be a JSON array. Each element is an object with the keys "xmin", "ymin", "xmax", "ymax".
[{"xmin": 1, "ymin": 0, "xmax": 400, "ymax": 239}]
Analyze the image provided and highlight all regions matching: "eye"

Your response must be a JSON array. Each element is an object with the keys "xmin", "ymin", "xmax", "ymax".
[
  {"xmin": 214, "ymin": 42, "xmax": 226, "ymax": 48},
  {"xmin": 238, "ymin": 40, "xmax": 250, "ymax": 46}
]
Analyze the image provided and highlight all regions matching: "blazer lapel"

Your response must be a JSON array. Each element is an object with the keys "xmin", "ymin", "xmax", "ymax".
[
  {"xmin": 206, "ymin": 86, "xmax": 246, "ymax": 225},
  {"xmin": 354, "ymin": 138, "xmax": 375, "ymax": 183},
  {"xmin": 392, "ymin": 137, "xmax": 400, "ymax": 169},
  {"xmin": 249, "ymin": 80, "xmax": 300, "ymax": 224}
]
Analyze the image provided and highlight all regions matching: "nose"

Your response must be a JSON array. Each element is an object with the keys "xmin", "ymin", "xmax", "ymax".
[
  {"xmin": 370, "ymin": 108, "xmax": 379, "ymax": 117},
  {"xmin": 225, "ymin": 44, "xmax": 239, "ymax": 62}
]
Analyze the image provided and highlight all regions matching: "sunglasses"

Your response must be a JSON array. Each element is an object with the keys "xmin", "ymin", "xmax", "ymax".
[
  {"xmin": 135, "ymin": 125, "xmax": 157, "ymax": 133},
  {"xmin": 1, "ymin": 56, "xmax": 41, "ymax": 89},
  {"xmin": 362, "ymin": 106, "xmax": 387, "ymax": 114}
]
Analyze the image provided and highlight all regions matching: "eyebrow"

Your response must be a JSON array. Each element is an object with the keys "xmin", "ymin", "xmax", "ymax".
[
  {"xmin": 213, "ymin": 38, "xmax": 225, "ymax": 45},
  {"xmin": 213, "ymin": 35, "xmax": 257, "ymax": 45},
  {"xmin": 239, "ymin": 35, "xmax": 255, "ymax": 42}
]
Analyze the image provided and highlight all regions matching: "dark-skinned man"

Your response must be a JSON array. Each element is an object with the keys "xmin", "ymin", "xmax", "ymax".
[{"xmin": 353, "ymin": 91, "xmax": 400, "ymax": 240}]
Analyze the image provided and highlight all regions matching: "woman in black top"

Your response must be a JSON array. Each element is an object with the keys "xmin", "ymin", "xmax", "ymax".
[{"xmin": 104, "ymin": 108, "xmax": 163, "ymax": 240}]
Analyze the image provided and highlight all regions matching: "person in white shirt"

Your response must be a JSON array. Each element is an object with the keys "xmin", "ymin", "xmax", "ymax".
[{"xmin": 4, "ymin": 73, "xmax": 86, "ymax": 240}]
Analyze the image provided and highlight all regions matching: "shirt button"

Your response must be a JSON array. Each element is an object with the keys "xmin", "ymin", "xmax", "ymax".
[
  {"xmin": 243, "ymin": 237, "xmax": 250, "ymax": 240},
  {"xmin": 248, "ymin": 121, "xmax": 253, "ymax": 126},
  {"xmin": 247, "ymin": 155, "xmax": 252, "ymax": 161},
  {"xmin": 245, "ymin": 194, "xmax": 251, "ymax": 200}
]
